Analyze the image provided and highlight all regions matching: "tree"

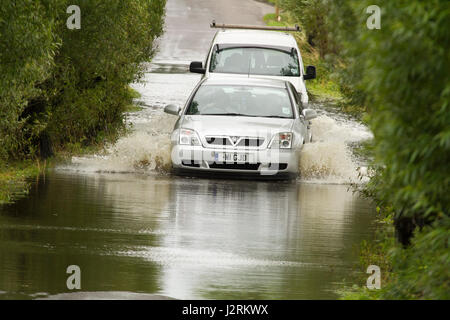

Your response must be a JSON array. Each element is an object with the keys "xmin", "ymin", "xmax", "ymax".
[
  {"xmin": 281, "ymin": 0, "xmax": 333, "ymax": 57},
  {"xmin": 0, "ymin": 0, "xmax": 166, "ymax": 160}
]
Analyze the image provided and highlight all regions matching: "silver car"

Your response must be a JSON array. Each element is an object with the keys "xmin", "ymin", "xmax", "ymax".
[{"xmin": 164, "ymin": 77, "xmax": 317, "ymax": 178}]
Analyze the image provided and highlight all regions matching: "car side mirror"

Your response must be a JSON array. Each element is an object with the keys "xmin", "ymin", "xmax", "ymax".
[
  {"xmin": 189, "ymin": 61, "xmax": 206, "ymax": 74},
  {"xmin": 164, "ymin": 104, "xmax": 181, "ymax": 115},
  {"xmin": 303, "ymin": 65, "xmax": 316, "ymax": 80},
  {"xmin": 302, "ymin": 108, "xmax": 317, "ymax": 120}
]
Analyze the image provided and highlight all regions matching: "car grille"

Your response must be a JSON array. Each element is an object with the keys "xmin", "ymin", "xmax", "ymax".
[
  {"xmin": 207, "ymin": 162, "xmax": 261, "ymax": 170},
  {"xmin": 205, "ymin": 136, "xmax": 264, "ymax": 148}
]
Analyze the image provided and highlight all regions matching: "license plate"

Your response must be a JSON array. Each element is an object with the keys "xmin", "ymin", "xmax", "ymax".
[{"xmin": 214, "ymin": 152, "xmax": 249, "ymax": 162}]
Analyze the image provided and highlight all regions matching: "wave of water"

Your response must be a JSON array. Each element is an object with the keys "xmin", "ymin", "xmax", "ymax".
[
  {"xmin": 63, "ymin": 113, "xmax": 175, "ymax": 174},
  {"xmin": 299, "ymin": 114, "xmax": 372, "ymax": 184},
  {"xmin": 116, "ymin": 246, "xmax": 324, "ymax": 268}
]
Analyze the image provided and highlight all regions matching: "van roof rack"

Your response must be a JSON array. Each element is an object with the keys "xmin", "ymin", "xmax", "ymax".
[{"xmin": 210, "ymin": 20, "xmax": 300, "ymax": 32}]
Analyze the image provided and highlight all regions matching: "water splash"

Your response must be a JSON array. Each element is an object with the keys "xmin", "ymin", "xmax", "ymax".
[
  {"xmin": 64, "ymin": 113, "xmax": 176, "ymax": 174},
  {"xmin": 62, "ymin": 112, "xmax": 372, "ymax": 183},
  {"xmin": 299, "ymin": 114, "xmax": 372, "ymax": 184}
]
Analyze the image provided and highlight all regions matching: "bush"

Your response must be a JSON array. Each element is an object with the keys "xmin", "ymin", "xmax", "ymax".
[
  {"xmin": 332, "ymin": 0, "xmax": 450, "ymax": 298},
  {"xmin": 0, "ymin": 0, "xmax": 57, "ymax": 159},
  {"xmin": 280, "ymin": 0, "xmax": 334, "ymax": 58},
  {"xmin": 340, "ymin": 216, "xmax": 449, "ymax": 300},
  {"xmin": 354, "ymin": 0, "xmax": 449, "ymax": 236},
  {"xmin": 0, "ymin": 0, "xmax": 166, "ymax": 159},
  {"xmin": 382, "ymin": 218, "xmax": 450, "ymax": 299}
]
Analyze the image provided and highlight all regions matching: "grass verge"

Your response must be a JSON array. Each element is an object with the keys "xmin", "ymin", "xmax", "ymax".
[
  {"xmin": 337, "ymin": 210, "xmax": 395, "ymax": 299},
  {"xmin": 263, "ymin": 13, "xmax": 343, "ymax": 103},
  {"xmin": 0, "ymin": 161, "xmax": 43, "ymax": 205},
  {"xmin": 338, "ymin": 211, "xmax": 450, "ymax": 299}
]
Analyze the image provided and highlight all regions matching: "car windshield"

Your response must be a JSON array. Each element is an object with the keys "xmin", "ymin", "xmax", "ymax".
[
  {"xmin": 185, "ymin": 85, "xmax": 293, "ymax": 118},
  {"xmin": 209, "ymin": 46, "xmax": 300, "ymax": 77}
]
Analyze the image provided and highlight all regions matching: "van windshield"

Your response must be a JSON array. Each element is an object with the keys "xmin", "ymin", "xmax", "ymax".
[{"xmin": 209, "ymin": 46, "xmax": 300, "ymax": 77}]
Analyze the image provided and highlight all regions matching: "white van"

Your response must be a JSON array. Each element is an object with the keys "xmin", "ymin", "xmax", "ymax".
[{"xmin": 189, "ymin": 24, "xmax": 316, "ymax": 105}]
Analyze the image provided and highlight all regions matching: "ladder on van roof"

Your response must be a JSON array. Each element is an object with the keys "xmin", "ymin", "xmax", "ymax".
[{"xmin": 210, "ymin": 20, "xmax": 300, "ymax": 32}]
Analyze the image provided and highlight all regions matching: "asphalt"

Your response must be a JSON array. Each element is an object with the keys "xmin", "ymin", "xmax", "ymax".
[{"xmin": 154, "ymin": 0, "xmax": 273, "ymax": 62}]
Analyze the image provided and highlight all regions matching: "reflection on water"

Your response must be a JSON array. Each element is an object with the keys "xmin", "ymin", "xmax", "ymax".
[{"xmin": 0, "ymin": 172, "xmax": 375, "ymax": 299}]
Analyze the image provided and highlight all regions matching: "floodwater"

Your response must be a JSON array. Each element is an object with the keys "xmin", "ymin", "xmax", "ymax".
[{"xmin": 0, "ymin": 0, "xmax": 376, "ymax": 300}]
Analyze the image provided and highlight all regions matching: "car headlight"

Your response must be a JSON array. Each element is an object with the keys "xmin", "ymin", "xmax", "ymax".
[
  {"xmin": 179, "ymin": 128, "xmax": 201, "ymax": 146},
  {"xmin": 270, "ymin": 132, "xmax": 293, "ymax": 149}
]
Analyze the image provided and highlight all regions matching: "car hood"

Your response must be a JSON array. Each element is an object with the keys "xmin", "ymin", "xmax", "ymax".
[
  {"xmin": 206, "ymin": 73, "xmax": 308, "ymax": 104},
  {"xmin": 180, "ymin": 115, "xmax": 294, "ymax": 141}
]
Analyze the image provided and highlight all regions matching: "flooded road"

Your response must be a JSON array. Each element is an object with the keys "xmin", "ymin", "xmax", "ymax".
[{"xmin": 0, "ymin": 0, "xmax": 376, "ymax": 299}]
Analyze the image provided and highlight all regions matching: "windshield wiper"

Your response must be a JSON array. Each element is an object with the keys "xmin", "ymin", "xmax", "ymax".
[
  {"xmin": 201, "ymin": 113, "xmax": 258, "ymax": 117},
  {"xmin": 263, "ymin": 115, "xmax": 291, "ymax": 119},
  {"xmin": 200, "ymin": 113, "xmax": 291, "ymax": 118}
]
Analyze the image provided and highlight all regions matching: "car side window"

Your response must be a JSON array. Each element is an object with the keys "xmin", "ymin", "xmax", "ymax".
[{"xmin": 289, "ymin": 83, "xmax": 303, "ymax": 113}]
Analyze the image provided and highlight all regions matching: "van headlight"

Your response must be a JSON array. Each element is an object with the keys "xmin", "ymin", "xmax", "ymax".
[
  {"xmin": 179, "ymin": 128, "xmax": 201, "ymax": 146},
  {"xmin": 270, "ymin": 132, "xmax": 293, "ymax": 149}
]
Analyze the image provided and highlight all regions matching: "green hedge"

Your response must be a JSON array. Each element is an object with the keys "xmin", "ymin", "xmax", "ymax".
[
  {"xmin": 0, "ymin": 0, "xmax": 165, "ymax": 160},
  {"xmin": 332, "ymin": 0, "xmax": 449, "ymax": 299},
  {"xmin": 339, "ymin": 0, "xmax": 450, "ymax": 230}
]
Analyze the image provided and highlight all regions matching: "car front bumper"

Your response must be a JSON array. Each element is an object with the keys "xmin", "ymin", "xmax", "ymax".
[{"xmin": 171, "ymin": 145, "xmax": 300, "ymax": 178}]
